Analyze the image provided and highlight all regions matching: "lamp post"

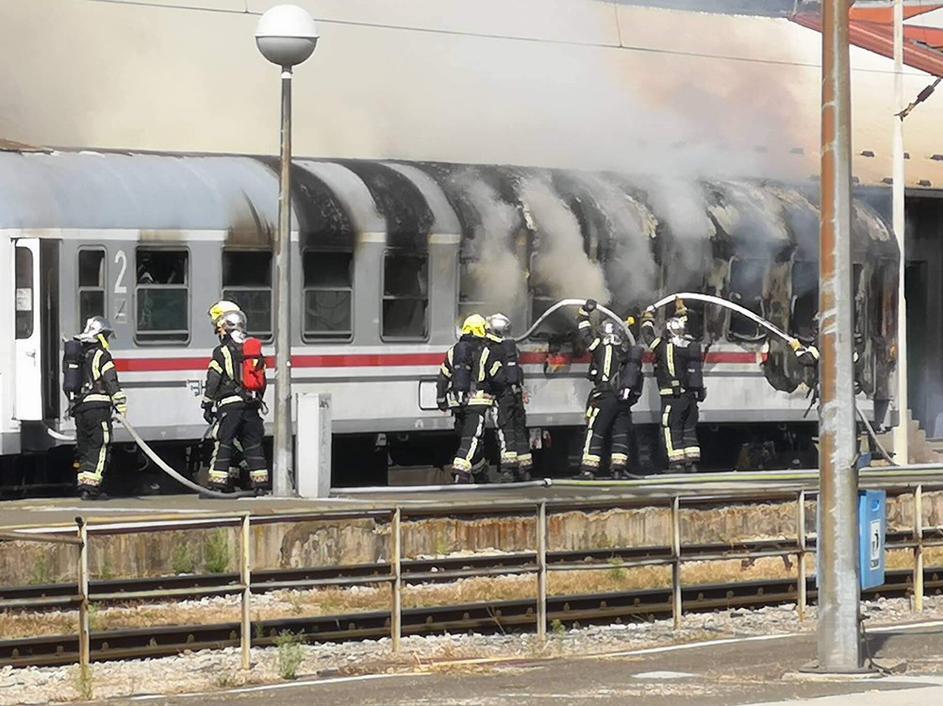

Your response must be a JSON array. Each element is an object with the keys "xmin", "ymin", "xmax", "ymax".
[{"xmin": 256, "ymin": 5, "xmax": 318, "ymax": 497}]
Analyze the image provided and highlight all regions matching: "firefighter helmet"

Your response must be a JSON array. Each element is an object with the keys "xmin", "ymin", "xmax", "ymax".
[
  {"xmin": 667, "ymin": 315, "xmax": 687, "ymax": 338},
  {"xmin": 208, "ymin": 300, "xmax": 241, "ymax": 328},
  {"xmin": 460, "ymin": 314, "xmax": 487, "ymax": 338},
  {"xmin": 76, "ymin": 316, "xmax": 115, "ymax": 345},
  {"xmin": 486, "ymin": 313, "xmax": 511, "ymax": 337},
  {"xmin": 220, "ymin": 310, "xmax": 248, "ymax": 343}
]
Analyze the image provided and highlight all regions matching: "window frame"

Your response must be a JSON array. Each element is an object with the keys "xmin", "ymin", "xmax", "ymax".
[
  {"xmin": 725, "ymin": 256, "xmax": 768, "ymax": 344},
  {"xmin": 14, "ymin": 246, "xmax": 34, "ymax": 340},
  {"xmin": 77, "ymin": 247, "xmax": 107, "ymax": 329},
  {"xmin": 380, "ymin": 249, "xmax": 429, "ymax": 343},
  {"xmin": 789, "ymin": 259, "xmax": 819, "ymax": 344},
  {"xmin": 221, "ymin": 249, "xmax": 274, "ymax": 343},
  {"xmin": 302, "ymin": 248, "xmax": 355, "ymax": 343},
  {"xmin": 133, "ymin": 246, "xmax": 191, "ymax": 346}
]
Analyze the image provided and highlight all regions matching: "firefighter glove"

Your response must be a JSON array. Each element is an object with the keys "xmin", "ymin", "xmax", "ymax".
[
  {"xmin": 674, "ymin": 298, "xmax": 688, "ymax": 316},
  {"xmin": 436, "ymin": 396, "xmax": 449, "ymax": 412},
  {"xmin": 202, "ymin": 402, "xmax": 216, "ymax": 424},
  {"xmin": 641, "ymin": 309, "xmax": 655, "ymax": 323},
  {"xmin": 697, "ymin": 387, "xmax": 707, "ymax": 402},
  {"xmin": 584, "ymin": 299, "xmax": 597, "ymax": 312},
  {"xmin": 789, "ymin": 338, "xmax": 802, "ymax": 352},
  {"xmin": 112, "ymin": 392, "xmax": 128, "ymax": 416}
]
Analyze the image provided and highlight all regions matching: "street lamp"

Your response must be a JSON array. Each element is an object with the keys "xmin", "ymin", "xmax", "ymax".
[{"xmin": 256, "ymin": 5, "xmax": 318, "ymax": 497}]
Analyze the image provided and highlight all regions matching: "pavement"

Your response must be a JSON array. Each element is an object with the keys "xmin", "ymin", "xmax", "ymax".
[{"xmin": 93, "ymin": 620, "xmax": 943, "ymax": 705}]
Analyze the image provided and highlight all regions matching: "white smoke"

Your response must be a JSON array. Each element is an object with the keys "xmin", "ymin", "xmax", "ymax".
[
  {"xmin": 518, "ymin": 175, "xmax": 611, "ymax": 304},
  {"xmin": 452, "ymin": 170, "xmax": 529, "ymax": 321}
]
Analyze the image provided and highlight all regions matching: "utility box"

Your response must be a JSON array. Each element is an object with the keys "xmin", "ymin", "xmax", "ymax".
[
  {"xmin": 296, "ymin": 392, "xmax": 332, "ymax": 499},
  {"xmin": 859, "ymin": 489, "xmax": 886, "ymax": 590}
]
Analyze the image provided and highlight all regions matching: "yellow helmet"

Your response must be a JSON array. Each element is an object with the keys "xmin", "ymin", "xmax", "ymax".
[
  {"xmin": 208, "ymin": 300, "xmax": 241, "ymax": 328},
  {"xmin": 460, "ymin": 314, "xmax": 487, "ymax": 338}
]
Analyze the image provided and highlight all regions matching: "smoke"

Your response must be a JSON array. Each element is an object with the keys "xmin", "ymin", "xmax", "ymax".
[
  {"xmin": 452, "ymin": 169, "xmax": 528, "ymax": 320},
  {"xmin": 518, "ymin": 175, "xmax": 611, "ymax": 304},
  {"xmin": 573, "ymin": 173, "xmax": 658, "ymax": 309}
]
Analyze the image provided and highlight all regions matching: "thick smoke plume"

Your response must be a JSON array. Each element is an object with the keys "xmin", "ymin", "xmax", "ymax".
[{"xmin": 518, "ymin": 175, "xmax": 611, "ymax": 305}]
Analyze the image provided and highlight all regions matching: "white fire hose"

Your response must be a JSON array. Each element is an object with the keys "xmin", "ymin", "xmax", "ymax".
[{"xmin": 515, "ymin": 298, "xmax": 636, "ymax": 345}]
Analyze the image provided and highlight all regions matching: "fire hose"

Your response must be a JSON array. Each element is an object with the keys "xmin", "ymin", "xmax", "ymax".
[
  {"xmin": 46, "ymin": 415, "xmax": 252, "ymax": 498},
  {"xmin": 515, "ymin": 298, "xmax": 636, "ymax": 345},
  {"xmin": 646, "ymin": 292, "xmax": 896, "ymax": 465}
]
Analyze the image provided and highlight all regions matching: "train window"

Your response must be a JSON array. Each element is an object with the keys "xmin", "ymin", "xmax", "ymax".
[
  {"xmin": 14, "ymin": 247, "xmax": 33, "ymax": 339},
  {"xmin": 382, "ymin": 252, "xmax": 428, "ymax": 340},
  {"xmin": 222, "ymin": 251, "xmax": 272, "ymax": 340},
  {"xmin": 303, "ymin": 251, "xmax": 353, "ymax": 341},
  {"xmin": 135, "ymin": 249, "xmax": 189, "ymax": 343},
  {"xmin": 791, "ymin": 260, "xmax": 818, "ymax": 342},
  {"xmin": 78, "ymin": 250, "xmax": 106, "ymax": 326},
  {"xmin": 458, "ymin": 258, "xmax": 486, "ymax": 322},
  {"xmin": 727, "ymin": 257, "xmax": 766, "ymax": 342}
]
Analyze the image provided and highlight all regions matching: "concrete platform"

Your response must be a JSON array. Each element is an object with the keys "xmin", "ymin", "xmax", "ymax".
[{"xmin": 91, "ymin": 619, "xmax": 943, "ymax": 705}]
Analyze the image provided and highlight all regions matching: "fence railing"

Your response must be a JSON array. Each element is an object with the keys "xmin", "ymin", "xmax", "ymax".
[{"xmin": 1, "ymin": 484, "xmax": 942, "ymax": 670}]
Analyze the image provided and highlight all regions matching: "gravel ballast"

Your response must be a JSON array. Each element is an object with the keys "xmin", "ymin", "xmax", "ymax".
[{"xmin": 3, "ymin": 595, "xmax": 943, "ymax": 705}]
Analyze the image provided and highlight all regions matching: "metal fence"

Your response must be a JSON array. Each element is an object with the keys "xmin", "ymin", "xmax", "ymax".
[{"xmin": 2, "ymin": 484, "xmax": 942, "ymax": 671}]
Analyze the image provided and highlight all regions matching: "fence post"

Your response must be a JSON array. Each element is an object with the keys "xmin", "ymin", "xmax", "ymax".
[
  {"xmin": 671, "ymin": 496, "xmax": 682, "ymax": 629},
  {"xmin": 391, "ymin": 507, "xmax": 402, "ymax": 652},
  {"xmin": 797, "ymin": 490, "xmax": 807, "ymax": 621},
  {"xmin": 914, "ymin": 485, "xmax": 924, "ymax": 612},
  {"xmin": 76, "ymin": 517, "xmax": 90, "ymax": 672},
  {"xmin": 240, "ymin": 513, "xmax": 252, "ymax": 670},
  {"xmin": 537, "ymin": 502, "xmax": 547, "ymax": 641}
]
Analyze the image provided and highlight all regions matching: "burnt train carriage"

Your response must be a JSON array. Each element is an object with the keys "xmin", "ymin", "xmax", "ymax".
[{"xmin": 0, "ymin": 148, "xmax": 898, "ymax": 486}]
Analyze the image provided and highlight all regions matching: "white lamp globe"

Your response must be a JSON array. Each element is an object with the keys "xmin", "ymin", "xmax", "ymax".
[{"xmin": 255, "ymin": 4, "xmax": 319, "ymax": 67}]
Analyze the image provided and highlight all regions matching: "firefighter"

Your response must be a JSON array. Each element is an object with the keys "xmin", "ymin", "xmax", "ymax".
[
  {"xmin": 577, "ymin": 300, "xmax": 643, "ymax": 479},
  {"xmin": 202, "ymin": 310, "xmax": 269, "ymax": 493},
  {"xmin": 72, "ymin": 317, "xmax": 128, "ymax": 499},
  {"xmin": 486, "ymin": 313, "xmax": 532, "ymax": 482},
  {"xmin": 436, "ymin": 314, "xmax": 506, "ymax": 484},
  {"xmin": 641, "ymin": 299, "xmax": 706, "ymax": 473}
]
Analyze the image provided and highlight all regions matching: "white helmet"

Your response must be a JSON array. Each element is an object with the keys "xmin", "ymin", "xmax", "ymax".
[
  {"xmin": 667, "ymin": 315, "xmax": 687, "ymax": 338},
  {"xmin": 600, "ymin": 319, "xmax": 623, "ymax": 345},
  {"xmin": 220, "ymin": 310, "xmax": 248, "ymax": 343},
  {"xmin": 486, "ymin": 313, "xmax": 511, "ymax": 337},
  {"xmin": 76, "ymin": 316, "xmax": 115, "ymax": 344},
  {"xmin": 208, "ymin": 300, "xmax": 241, "ymax": 329}
]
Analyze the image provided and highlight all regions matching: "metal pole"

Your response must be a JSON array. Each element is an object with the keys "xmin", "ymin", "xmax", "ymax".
[
  {"xmin": 671, "ymin": 497, "xmax": 682, "ymax": 629},
  {"xmin": 797, "ymin": 490, "xmax": 807, "ymax": 622},
  {"xmin": 892, "ymin": 0, "xmax": 910, "ymax": 465},
  {"xmin": 273, "ymin": 66, "xmax": 295, "ymax": 497},
  {"xmin": 818, "ymin": 0, "xmax": 863, "ymax": 672},
  {"xmin": 391, "ymin": 508, "xmax": 402, "ymax": 652},
  {"xmin": 536, "ymin": 502, "xmax": 547, "ymax": 641},
  {"xmin": 77, "ymin": 517, "xmax": 90, "ymax": 671},
  {"xmin": 240, "ymin": 513, "xmax": 252, "ymax": 670},
  {"xmin": 914, "ymin": 485, "xmax": 924, "ymax": 611}
]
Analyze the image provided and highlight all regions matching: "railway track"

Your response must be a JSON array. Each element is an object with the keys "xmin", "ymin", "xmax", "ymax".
[{"xmin": 1, "ymin": 566, "xmax": 940, "ymax": 668}]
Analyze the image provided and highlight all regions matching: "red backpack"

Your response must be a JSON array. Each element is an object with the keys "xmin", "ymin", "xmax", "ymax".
[{"xmin": 241, "ymin": 337, "xmax": 267, "ymax": 393}]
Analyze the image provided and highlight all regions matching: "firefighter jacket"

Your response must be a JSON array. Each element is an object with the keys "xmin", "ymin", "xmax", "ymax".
[
  {"xmin": 578, "ymin": 308, "xmax": 626, "ymax": 398},
  {"xmin": 75, "ymin": 343, "xmax": 125, "ymax": 410},
  {"xmin": 641, "ymin": 320, "xmax": 696, "ymax": 397},
  {"xmin": 436, "ymin": 334, "xmax": 506, "ymax": 408},
  {"xmin": 486, "ymin": 335, "xmax": 524, "ymax": 390},
  {"xmin": 203, "ymin": 336, "xmax": 251, "ymax": 410}
]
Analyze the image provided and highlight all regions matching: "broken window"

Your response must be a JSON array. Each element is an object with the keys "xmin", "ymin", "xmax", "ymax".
[
  {"xmin": 222, "ymin": 250, "xmax": 272, "ymax": 339},
  {"xmin": 790, "ymin": 260, "xmax": 818, "ymax": 342},
  {"xmin": 14, "ymin": 247, "xmax": 33, "ymax": 339},
  {"xmin": 727, "ymin": 257, "xmax": 766, "ymax": 342},
  {"xmin": 78, "ymin": 249, "xmax": 106, "ymax": 326},
  {"xmin": 303, "ymin": 251, "xmax": 353, "ymax": 341},
  {"xmin": 383, "ymin": 252, "xmax": 428, "ymax": 340},
  {"xmin": 135, "ymin": 249, "xmax": 189, "ymax": 343},
  {"xmin": 458, "ymin": 257, "xmax": 487, "ymax": 323}
]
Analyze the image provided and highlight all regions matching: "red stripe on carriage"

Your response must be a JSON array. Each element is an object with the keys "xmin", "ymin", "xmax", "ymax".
[{"xmin": 115, "ymin": 350, "xmax": 761, "ymax": 372}]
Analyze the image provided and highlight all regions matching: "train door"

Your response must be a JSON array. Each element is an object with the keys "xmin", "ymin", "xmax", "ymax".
[{"xmin": 13, "ymin": 238, "xmax": 59, "ymax": 424}]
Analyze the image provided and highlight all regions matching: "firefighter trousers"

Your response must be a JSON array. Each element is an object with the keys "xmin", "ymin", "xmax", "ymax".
[
  {"xmin": 209, "ymin": 405, "xmax": 268, "ymax": 489},
  {"xmin": 660, "ymin": 393, "xmax": 700, "ymax": 468},
  {"xmin": 492, "ymin": 391, "xmax": 531, "ymax": 475},
  {"xmin": 75, "ymin": 406, "xmax": 113, "ymax": 492},
  {"xmin": 452, "ymin": 406, "xmax": 488, "ymax": 477},
  {"xmin": 581, "ymin": 394, "xmax": 631, "ymax": 474}
]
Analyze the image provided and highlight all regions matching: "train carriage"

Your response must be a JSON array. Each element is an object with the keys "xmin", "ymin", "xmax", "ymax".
[{"xmin": 0, "ymin": 147, "xmax": 900, "ymax": 489}]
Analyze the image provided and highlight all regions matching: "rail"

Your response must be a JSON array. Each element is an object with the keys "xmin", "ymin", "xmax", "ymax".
[{"xmin": 2, "ymin": 483, "xmax": 943, "ymax": 671}]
